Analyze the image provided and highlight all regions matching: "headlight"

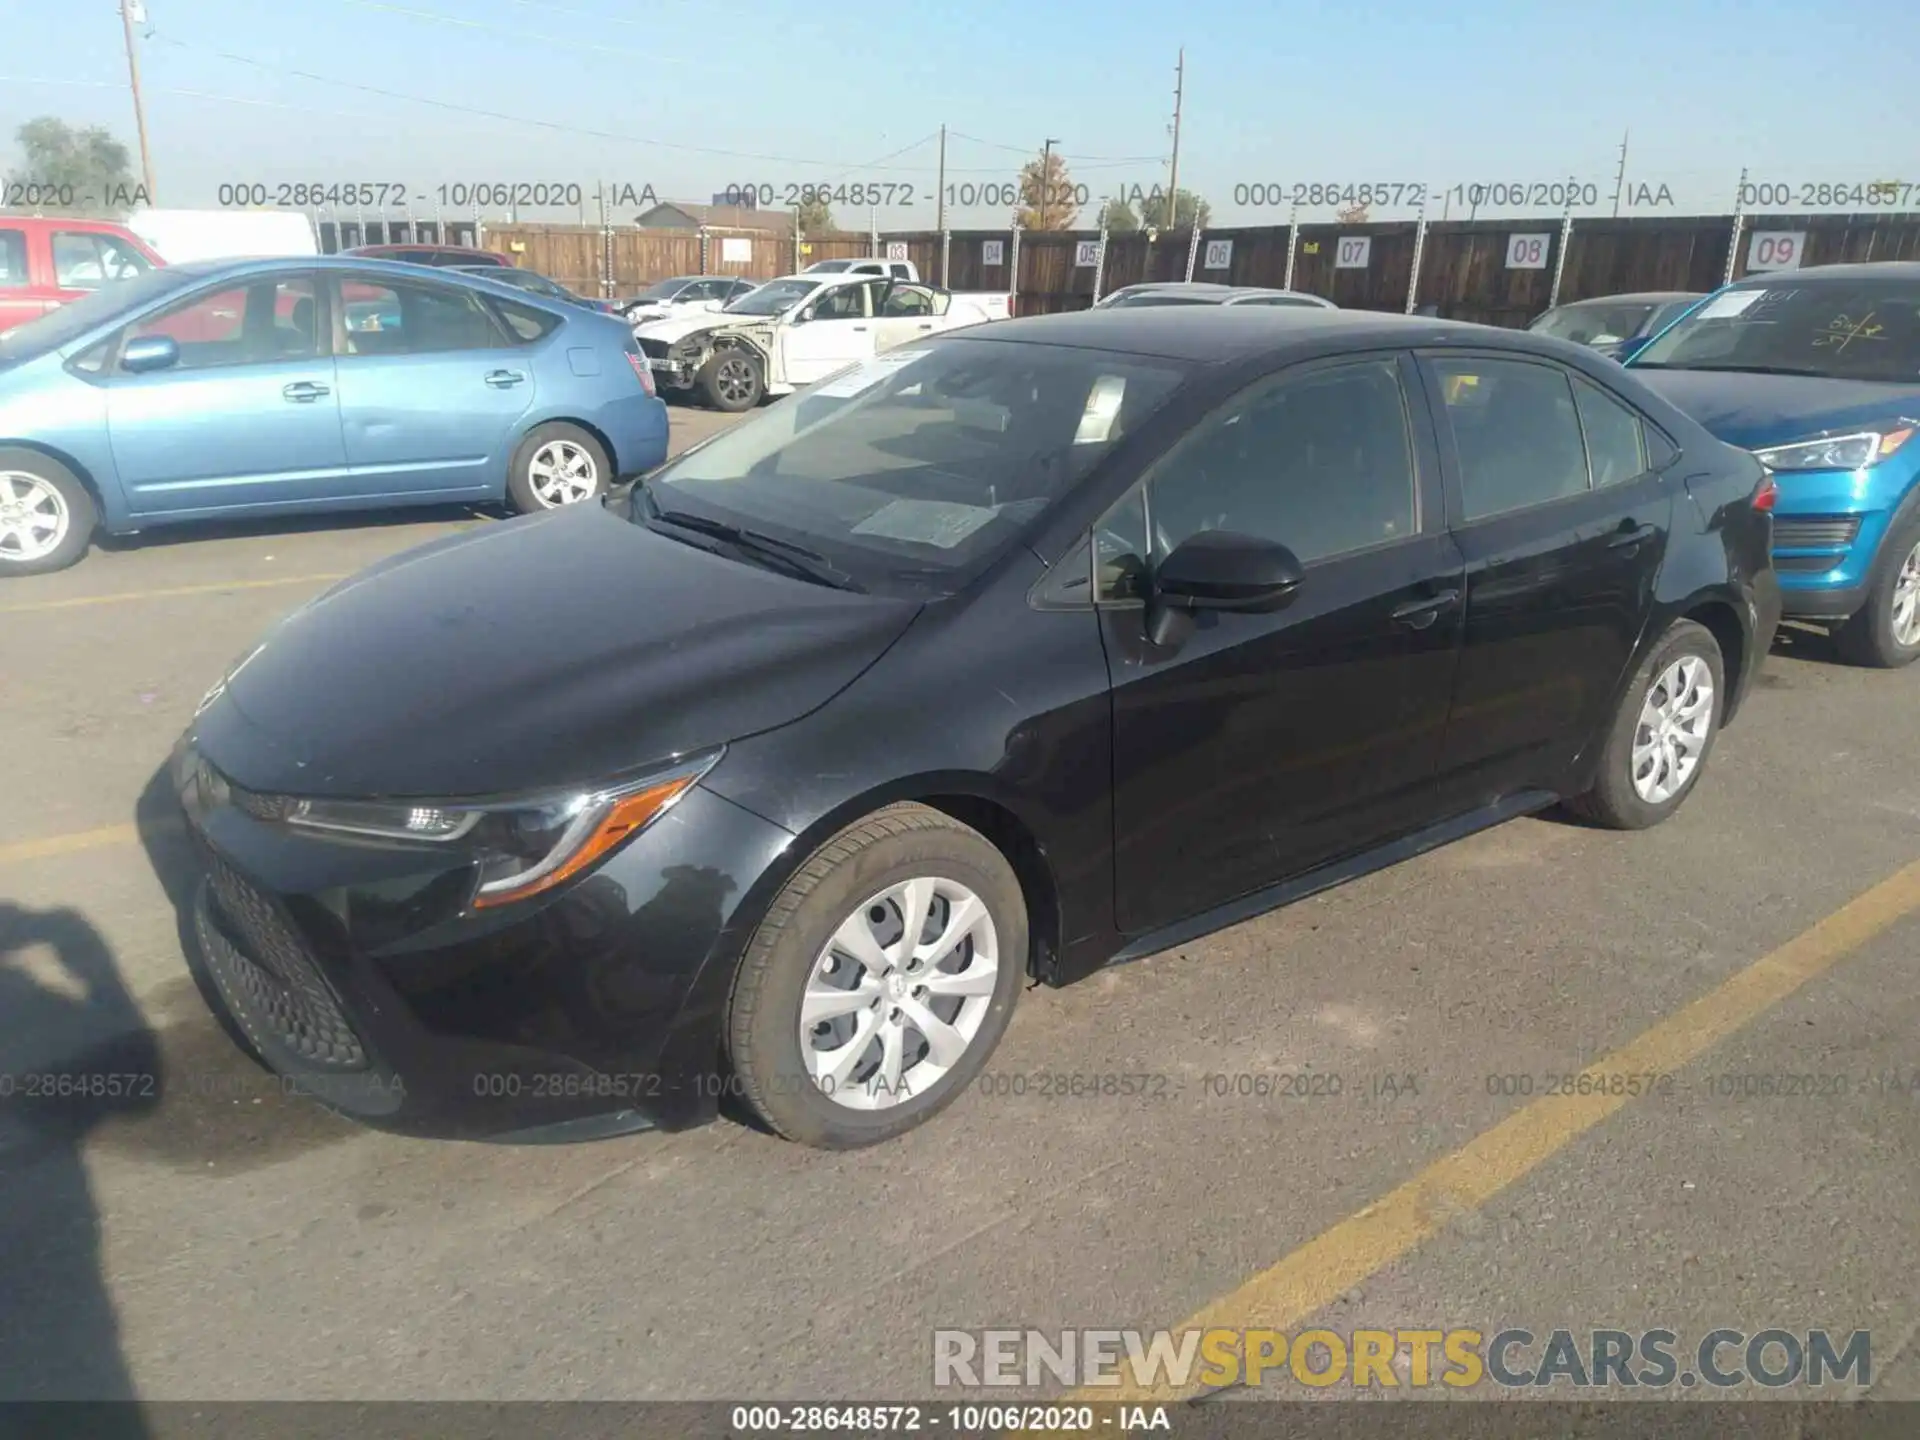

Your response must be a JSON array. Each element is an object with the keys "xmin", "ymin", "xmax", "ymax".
[
  {"xmin": 281, "ymin": 750, "xmax": 722, "ymax": 908},
  {"xmin": 1751, "ymin": 427, "xmax": 1913, "ymax": 472}
]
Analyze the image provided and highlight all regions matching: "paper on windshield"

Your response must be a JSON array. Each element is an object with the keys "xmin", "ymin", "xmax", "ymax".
[
  {"xmin": 811, "ymin": 349, "xmax": 928, "ymax": 399},
  {"xmin": 1074, "ymin": 375, "xmax": 1128, "ymax": 444},
  {"xmin": 1696, "ymin": 290, "xmax": 1766, "ymax": 320},
  {"xmin": 851, "ymin": 499, "xmax": 998, "ymax": 549}
]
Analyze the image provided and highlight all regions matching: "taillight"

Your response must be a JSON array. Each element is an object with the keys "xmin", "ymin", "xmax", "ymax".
[
  {"xmin": 626, "ymin": 350, "xmax": 656, "ymax": 397},
  {"xmin": 1752, "ymin": 472, "xmax": 1778, "ymax": 512}
]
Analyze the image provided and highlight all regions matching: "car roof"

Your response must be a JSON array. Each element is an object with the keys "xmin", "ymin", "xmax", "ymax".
[
  {"xmin": 1729, "ymin": 261, "xmax": 1920, "ymax": 284},
  {"xmin": 159, "ymin": 254, "xmax": 579, "ymax": 301},
  {"xmin": 957, "ymin": 305, "xmax": 1571, "ymax": 364}
]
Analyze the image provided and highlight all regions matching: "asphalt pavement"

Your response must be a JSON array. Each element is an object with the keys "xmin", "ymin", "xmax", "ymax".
[{"xmin": 3, "ymin": 400, "xmax": 1919, "ymax": 1404}]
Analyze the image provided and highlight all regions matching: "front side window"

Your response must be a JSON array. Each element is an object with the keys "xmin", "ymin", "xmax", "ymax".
[
  {"xmin": 335, "ymin": 278, "xmax": 502, "ymax": 355},
  {"xmin": 1631, "ymin": 278, "xmax": 1920, "ymax": 383},
  {"xmin": 123, "ymin": 274, "xmax": 319, "ymax": 370},
  {"xmin": 642, "ymin": 338, "xmax": 1187, "ymax": 595},
  {"xmin": 810, "ymin": 284, "xmax": 868, "ymax": 321},
  {"xmin": 1432, "ymin": 357, "xmax": 1589, "ymax": 521},
  {"xmin": 0, "ymin": 230, "xmax": 27, "ymax": 288}
]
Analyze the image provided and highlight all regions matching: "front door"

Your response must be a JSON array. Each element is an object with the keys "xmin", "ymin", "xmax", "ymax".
[
  {"xmin": 106, "ymin": 271, "xmax": 349, "ymax": 517},
  {"xmin": 1101, "ymin": 353, "xmax": 1466, "ymax": 937},
  {"xmin": 781, "ymin": 280, "xmax": 878, "ymax": 386},
  {"xmin": 1418, "ymin": 352, "xmax": 1673, "ymax": 803},
  {"xmin": 328, "ymin": 273, "xmax": 536, "ymax": 500}
]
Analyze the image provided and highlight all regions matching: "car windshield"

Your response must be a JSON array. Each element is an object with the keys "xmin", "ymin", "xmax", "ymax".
[
  {"xmin": 722, "ymin": 278, "xmax": 822, "ymax": 315},
  {"xmin": 1632, "ymin": 278, "xmax": 1920, "ymax": 382},
  {"xmin": 1531, "ymin": 302, "xmax": 1656, "ymax": 345},
  {"xmin": 0, "ymin": 266, "xmax": 192, "ymax": 361},
  {"xmin": 635, "ymin": 276, "xmax": 699, "ymax": 300},
  {"xmin": 638, "ymin": 337, "xmax": 1188, "ymax": 595}
]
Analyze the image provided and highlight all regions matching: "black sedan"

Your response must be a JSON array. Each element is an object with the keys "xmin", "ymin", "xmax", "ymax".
[{"xmin": 172, "ymin": 308, "xmax": 1781, "ymax": 1150}]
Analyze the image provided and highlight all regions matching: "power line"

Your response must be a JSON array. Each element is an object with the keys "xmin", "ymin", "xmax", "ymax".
[{"xmin": 328, "ymin": 0, "xmax": 691, "ymax": 65}]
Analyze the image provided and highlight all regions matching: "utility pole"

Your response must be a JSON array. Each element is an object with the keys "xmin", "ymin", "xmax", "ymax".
[
  {"xmin": 1166, "ymin": 48, "xmax": 1184, "ymax": 231},
  {"xmin": 120, "ymin": 0, "xmax": 156, "ymax": 200},
  {"xmin": 936, "ymin": 124, "xmax": 947, "ymax": 232},
  {"xmin": 1610, "ymin": 129, "xmax": 1630, "ymax": 217},
  {"xmin": 1039, "ymin": 138, "xmax": 1059, "ymax": 231}
]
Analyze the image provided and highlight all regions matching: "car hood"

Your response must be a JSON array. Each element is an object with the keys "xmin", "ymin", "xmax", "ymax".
[
  {"xmin": 191, "ymin": 504, "xmax": 921, "ymax": 800},
  {"xmin": 634, "ymin": 310, "xmax": 781, "ymax": 345},
  {"xmin": 1631, "ymin": 369, "xmax": 1920, "ymax": 450}
]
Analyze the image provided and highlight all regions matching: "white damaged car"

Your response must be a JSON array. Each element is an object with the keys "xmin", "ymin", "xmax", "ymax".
[{"xmin": 633, "ymin": 272, "xmax": 1010, "ymax": 411}]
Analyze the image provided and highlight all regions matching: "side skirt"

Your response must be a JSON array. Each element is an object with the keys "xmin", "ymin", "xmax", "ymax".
[{"xmin": 1103, "ymin": 789, "xmax": 1561, "ymax": 969}]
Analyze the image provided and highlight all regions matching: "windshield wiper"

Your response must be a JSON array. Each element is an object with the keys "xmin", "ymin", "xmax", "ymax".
[{"xmin": 645, "ymin": 506, "xmax": 865, "ymax": 592}]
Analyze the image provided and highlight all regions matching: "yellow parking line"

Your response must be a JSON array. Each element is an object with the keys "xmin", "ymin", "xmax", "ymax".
[
  {"xmin": 0, "ymin": 822, "xmax": 145, "ymax": 864},
  {"xmin": 0, "ymin": 573, "xmax": 349, "ymax": 614},
  {"xmin": 1076, "ymin": 855, "xmax": 1920, "ymax": 1404}
]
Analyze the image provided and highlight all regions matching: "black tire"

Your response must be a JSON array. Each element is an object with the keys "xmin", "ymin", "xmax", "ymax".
[
  {"xmin": 699, "ymin": 347, "xmax": 763, "ymax": 412},
  {"xmin": 0, "ymin": 447, "xmax": 96, "ymax": 576},
  {"xmin": 1834, "ymin": 516, "xmax": 1920, "ymax": 668},
  {"xmin": 725, "ymin": 802, "xmax": 1027, "ymax": 1149},
  {"xmin": 506, "ymin": 422, "xmax": 610, "ymax": 514},
  {"xmin": 1565, "ymin": 619, "xmax": 1725, "ymax": 830}
]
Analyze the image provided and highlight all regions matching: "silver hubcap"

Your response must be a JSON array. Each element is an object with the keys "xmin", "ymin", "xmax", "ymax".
[
  {"xmin": 1890, "ymin": 542, "xmax": 1920, "ymax": 647},
  {"xmin": 527, "ymin": 440, "xmax": 599, "ymax": 507},
  {"xmin": 1631, "ymin": 654, "xmax": 1715, "ymax": 805},
  {"xmin": 0, "ymin": 471, "xmax": 68, "ymax": 562},
  {"xmin": 800, "ymin": 876, "xmax": 1000, "ymax": 1111},
  {"xmin": 715, "ymin": 356, "xmax": 756, "ymax": 404}
]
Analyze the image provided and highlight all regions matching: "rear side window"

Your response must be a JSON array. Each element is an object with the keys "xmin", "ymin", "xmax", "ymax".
[
  {"xmin": 1431, "ymin": 358, "xmax": 1589, "ymax": 521},
  {"xmin": 1572, "ymin": 378, "xmax": 1647, "ymax": 488},
  {"xmin": 491, "ymin": 296, "xmax": 563, "ymax": 342},
  {"xmin": 0, "ymin": 230, "xmax": 26, "ymax": 288},
  {"xmin": 336, "ymin": 278, "xmax": 504, "ymax": 354}
]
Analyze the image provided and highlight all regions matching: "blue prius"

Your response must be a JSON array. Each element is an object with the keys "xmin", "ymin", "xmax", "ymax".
[
  {"xmin": 0, "ymin": 255, "xmax": 669, "ymax": 575},
  {"xmin": 1628, "ymin": 262, "xmax": 1920, "ymax": 667}
]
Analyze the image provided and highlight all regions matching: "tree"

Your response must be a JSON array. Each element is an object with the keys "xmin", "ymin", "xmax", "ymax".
[
  {"xmin": 1015, "ymin": 148, "xmax": 1079, "ymax": 231},
  {"xmin": 1138, "ymin": 187, "xmax": 1211, "ymax": 231},
  {"xmin": 795, "ymin": 195, "xmax": 835, "ymax": 234},
  {"xmin": 6, "ymin": 117, "xmax": 139, "ymax": 216},
  {"xmin": 1098, "ymin": 196, "xmax": 1140, "ymax": 233}
]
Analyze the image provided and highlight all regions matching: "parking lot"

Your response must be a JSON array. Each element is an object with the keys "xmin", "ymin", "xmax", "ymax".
[{"xmin": 5, "ymin": 397, "xmax": 1920, "ymax": 1404}]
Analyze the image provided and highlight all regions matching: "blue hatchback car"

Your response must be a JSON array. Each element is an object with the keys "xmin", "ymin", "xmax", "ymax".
[
  {"xmin": 1628, "ymin": 262, "xmax": 1920, "ymax": 666},
  {"xmin": 0, "ymin": 255, "xmax": 669, "ymax": 574}
]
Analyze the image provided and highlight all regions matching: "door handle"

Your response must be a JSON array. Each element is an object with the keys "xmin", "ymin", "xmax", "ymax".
[
  {"xmin": 282, "ymin": 381, "xmax": 330, "ymax": 402},
  {"xmin": 916, "ymin": 322, "xmax": 933, "ymax": 330},
  {"xmin": 851, "ymin": 325, "xmax": 869, "ymax": 332},
  {"xmin": 484, "ymin": 370, "xmax": 526, "ymax": 387},
  {"xmin": 1608, "ymin": 522, "xmax": 1657, "ymax": 550},
  {"xmin": 1391, "ymin": 588, "xmax": 1461, "ymax": 630}
]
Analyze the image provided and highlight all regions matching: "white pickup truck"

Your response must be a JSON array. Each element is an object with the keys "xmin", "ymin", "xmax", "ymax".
[
  {"xmin": 633, "ymin": 271, "xmax": 1012, "ymax": 411},
  {"xmin": 804, "ymin": 257, "xmax": 920, "ymax": 282}
]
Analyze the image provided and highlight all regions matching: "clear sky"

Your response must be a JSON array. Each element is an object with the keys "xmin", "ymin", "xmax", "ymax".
[{"xmin": 1, "ymin": 0, "xmax": 1914, "ymax": 228}]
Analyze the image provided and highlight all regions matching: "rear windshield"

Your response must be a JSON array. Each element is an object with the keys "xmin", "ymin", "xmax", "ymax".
[
  {"xmin": 1633, "ymin": 278, "xmax": 1920, "ymax": 382},
  {"xmin": 0, "ymin": 267, "xmax": 192, "ymax": 362}
]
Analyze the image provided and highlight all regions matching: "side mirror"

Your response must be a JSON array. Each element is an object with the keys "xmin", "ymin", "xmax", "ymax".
[
  {"xmin": 121, "ymin": 335, "xmax": 180, "ymax": 373},
  {"xmin": 1155, "ymin": 530, "xmax": 1303, "ymax": 612}
]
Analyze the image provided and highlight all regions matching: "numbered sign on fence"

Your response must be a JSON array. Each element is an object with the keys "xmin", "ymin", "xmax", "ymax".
[
  {"xmin": 1505, "ymin": 233, "xmax": 1551, "ymax": 269},
  {"xmin": 1334, "ymin": 235, "xmax": 1372, "ymax": 269},
  {"xmin": 720, "ymin": 237, "xmax": 752, "ymax": 264},
  {"xmin": 1203, "ymin": 239, "xmax": 1233, "ymax": 270},
  {"xmin": 1747, "ymin": 230, "xmax": 1806, "ymax": 272},
  {"xmin": 981, "ymin": 239, "xmax": 1005, "ymax": 266},
  {"xmin": 1074, "ymin": 240, "xmax": 1100, "ymax": 267},
  {"xmin": 885, "ymin": 241, "xmax": 908, "ymax": 262}
]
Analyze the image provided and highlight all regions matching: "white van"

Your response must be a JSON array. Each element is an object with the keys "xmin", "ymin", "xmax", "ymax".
[{"xmin": 125, "ymin": 208, "xmax": 320, "ymax": 263}]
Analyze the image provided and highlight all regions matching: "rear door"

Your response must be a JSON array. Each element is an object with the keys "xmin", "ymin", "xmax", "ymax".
[
  {"xmin": 1417, "ymin": 351, "xmax": 1674, "ymax": 804},
  {"xmin": 106, "ymin": 270, "xmax": 348, "ymax": 516},
  {"xmin": 327, "ymin": 272, "xmax": 538, "ymax": 500},
  {"xmin": 872, "ymin": 283, "xmax": 947, "ymax": 351}
]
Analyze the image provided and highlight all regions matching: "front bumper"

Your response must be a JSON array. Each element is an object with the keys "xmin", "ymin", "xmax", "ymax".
[{"xmin": 173, "ymin": 743, "xmax": 795, "ymax": 1141}]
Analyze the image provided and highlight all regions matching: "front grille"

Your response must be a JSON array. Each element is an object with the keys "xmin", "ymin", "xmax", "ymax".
[
  {"xmin": 637, "ymin": 337, "xmax": 672, "ymax": 360},
  {"xmin": 202, "ymin": 854, "xmax": 367, "ymax": 1069},
  {"xmin": 1773, "ymin": 515, "xmax": 1862, "ymax": 551},
  {"xmin": 1774, "ymin": 553, "xmax": 1841, "ymax": 572}
]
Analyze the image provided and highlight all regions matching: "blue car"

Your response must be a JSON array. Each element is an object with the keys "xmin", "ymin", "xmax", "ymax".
[
  {"xmin": 1628, "ymin": 262, "xmax": 1920, "ymax": 666},
  {"xmin": 0, "ymin": 255, "xmax": 668, "ymax": 575}
]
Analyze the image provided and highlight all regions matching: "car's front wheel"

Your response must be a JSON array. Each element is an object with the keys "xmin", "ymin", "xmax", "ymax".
[
  {"xmin": 0, "ymin": 448, "xmax": 96, "ymax": 577},
  {"xmin": 1834, "ymin": 519, "xmax": 1920, "ymax": 669},
  {"xmin": 507, "ymin": 423, "xmax": 610, "ymax": 513},
  {"xmin": 726, "ymin": 803, "xmax": 1026, "ymax": 1149},
  {"xmin": 699, "ymin": 348, "xmax": 763, "ymax": 412},
  {"xmin": 1565, "ymin": 619, "xmax": 1724, "ymax": 829}
]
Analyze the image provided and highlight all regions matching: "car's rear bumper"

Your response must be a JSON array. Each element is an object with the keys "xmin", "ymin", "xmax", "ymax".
[{"xmin": 589, "ymin": 393, "xmax": 671, "ymax": 478}]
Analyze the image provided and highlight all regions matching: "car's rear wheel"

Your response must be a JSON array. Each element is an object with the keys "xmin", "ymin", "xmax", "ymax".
[
  {"xmin": 1834, "ymin": 520, "xmax": 1920, "ymax": 668},
  {"xmin": 699, "ymin": 348, "xmax": 763, "ymax": 412},
  {"xmin": 507, "ymin": 423, "xmax": 610, "ymax": 513},
  {"xmin": 726, "ymin": 803, "xmax": 1026, "ymax": 1149},
  {"xmin": 0, "ymin": 448, "xmax": 96, "ymax": 577},
  {"xmin": 1565, "ymin": 619, "xmax": 1724, "ymax": 830}
]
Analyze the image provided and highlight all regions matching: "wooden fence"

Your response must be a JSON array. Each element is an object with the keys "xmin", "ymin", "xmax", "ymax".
[{"xmin": 352, "ymin": 212, "xmax": 1920, "ymax": 326}]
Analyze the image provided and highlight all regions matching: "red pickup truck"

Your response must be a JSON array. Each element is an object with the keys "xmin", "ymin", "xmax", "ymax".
[{"xmin": 0, "ymin": 215, "xmax": 165, "ymax": 334}]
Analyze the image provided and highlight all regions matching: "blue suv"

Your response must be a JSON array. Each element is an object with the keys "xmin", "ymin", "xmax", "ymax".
[{"xmin": 1628, "ymin": 262, "xmax": 1920, "ymax": 666}]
